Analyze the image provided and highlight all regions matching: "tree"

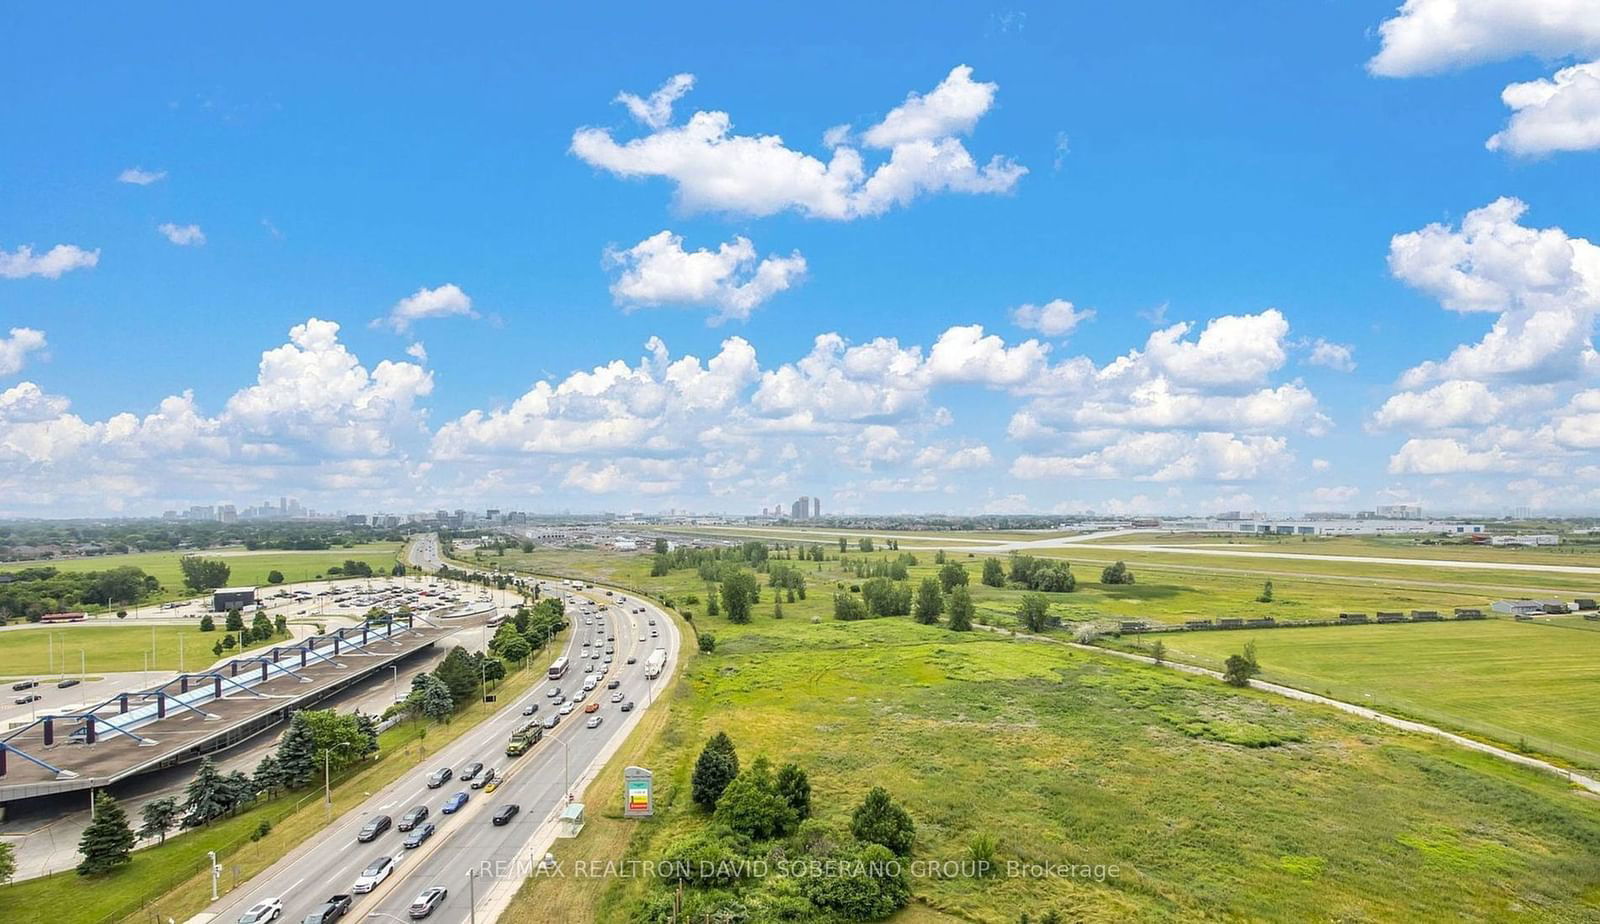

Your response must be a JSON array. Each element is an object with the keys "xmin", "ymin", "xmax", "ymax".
[
  {"xmin": 211, "ymin": 641, "xmax": 224, "ymax": 657},
  {"xmin": 434, "ymin": 646, "xmax": 480, "ymax": 704},
  {"xmin": 1017, "ymin": 594, "xmax": 1053, "ymax": 633},
  {"xmin": 277, "ymin": 716, "xmax": 317, "ymax": 788},
  {"xmin": 691, "ymin": 731, "xmax": 740, "ymax": 810},
  {"xmin": 223, "ymin": 770, "xmax": 257, "ymax": 816},
  {"xmin": 225, "ymin": 609, "xmax": 245, "ymax": 632},
  {"xmin": 934, "ymin": 549, "xmax": 947, "ymax": 565},
  {"xmin": 266, "ymin": 570, "xmax": 285, "ymax": 584},
  {"xmin": 1149, "ymin": 640, "xmax": 1166, "ymax": 665},
  {"xmin": 354, "ymin": 710, "xmax": 380, "ymax": 758},
  {"xmin": 698, "ymin": 632, "xmax": 716, "ymax": 653},
  {"xmin": 947, "ymin": 586, "xmax": 974, "ymax": 631},
  {"xmin": 861, "ymin": 578, "xmax": 911, "ymax": 618},
  {"xmin": 182, "ymin": 758, "xmax": 230, "ymax": 827},
  {"xmin": 912, "ymin": 578, "xmax": 944, "ymax": 625},
  {"xmin": 221, "ymin": 635, "xmax": 237, "ymax": 651},
  {"xmin": 251, "ymin": 611, "xmax": 274, "ymax": 639},
  {"xmin": 78, "ymin": 793, "xmax": 135, "ymax": 875},
  {"xmin": 179, "ymin": 556, "xmax": 231, "ymax": 592},
  {"xmin": 721, "ymin": 571, "xmax": 759, "ymax": 624},
  {"xmin": 199, "ymin": 613, "xmax": 215, "ymax": 632},
  {"xmin": 1222, "ymin": 645, "xmax": 1260, "ymax": 684},
  {"xmin": 0, "ymin": 840, "xmax": 14, "ymax": 884},
  {"xmin": 775, "ymin": 762, "xmax": 811, "ymax": 820},
  {"xmin": 139, "ymin": 797, "xmax": 179, "ymax": 845},
  {"xmin": 773, "ymin": 598, "xmax": 784, "ymax": 619},
  {"xmin": 850, "ymin": 786, "xmax": 916, "ymax": 855},
  {"xmin": 713, "ymin": 757, "xmax": 797, "ymax": 839},
  {"xmin": 981, "ymin": 558, "xmax": 1005, "ymax": 587},
  {"xmin": 1257, "ymin": 580, "xmax": 1274, "ymax": 603},
  {"xmin": 253, "ymin": 753, "xmax": 286, "ymax": 798},
  {"xmin": 706, "ymin": 590, "xmax": 720, "ymax": 619},
  {"xmin": 274, "ymin": 613, "xmax": 289, "ymax": 636},
  {"xmin": 1100, "ymin": 561, "xmax": 1135, "ymax": 585},
  {"xmin": 838, "ymin": 536, "xmax": 848, "ymax": 552},
  {"xmin": 937, "ymin": 562, "xmax": 968, "ymax": 593},
  {"xmin": 833, "ymin": 593, "xmax": 867, "ymax": 621},
  {"xmin": 654, "ymin": 537, "xmax": 670, "ymax": 556},
  {"xmin": 416, "ymin": 673, "xmax": 455, "ymax": 722}
]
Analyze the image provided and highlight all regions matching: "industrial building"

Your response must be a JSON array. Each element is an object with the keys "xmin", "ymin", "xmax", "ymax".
[
  {"xmin": 211, "ymin": 586, "xmax": 257, "ymax": 612},
  {"xmin": 1203, "ymin": 518, "xmax": 1484, "ymax": 537}
]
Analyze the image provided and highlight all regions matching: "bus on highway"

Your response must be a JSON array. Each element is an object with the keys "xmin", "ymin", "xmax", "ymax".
[{"xmin": 548, "ymin": 656, "xmax": 569, "ymax": 679}]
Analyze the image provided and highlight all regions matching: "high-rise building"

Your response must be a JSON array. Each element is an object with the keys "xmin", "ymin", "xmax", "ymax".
[
  {"xmin": 1375, "ymin": 504, "xmax": 1422, "ymax": 519},
  {"xmin": 811, "ymin": 496, "xmax": 821, "ymax": 519}
]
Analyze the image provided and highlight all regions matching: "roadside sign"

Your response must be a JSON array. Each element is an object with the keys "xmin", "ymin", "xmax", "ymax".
[{"xmin": 623, "ymin": 765, "xmax": 653, "ymax": 817}]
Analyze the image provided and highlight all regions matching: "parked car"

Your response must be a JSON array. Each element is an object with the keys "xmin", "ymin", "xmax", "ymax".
[
  {"xmin": 426, "ymin": 767, "xmax": 452, "ymax": 788},
  {"xmin": 402, "ymin": 822, "xmax": 436, "ymax": 849},
  {"xmin": 351, "ymin": 856, "xmax": 396, "ymax": 893},
  {"xmin": 586, "ymin": 715, "xmax": 603, "ymax": 729},
  {"xmin": 238, "ymin": 897, "xmax": 283, "ymax": 923},
  {"xmin": 398, "ymin": 806, "xmax": 429, "ymax": 831},
  {"xmin": 408, "ymin": 887, "xmax": 448, "ymax": 920},
  {"xmin": 300, "ymin": 894, "xmax": 352, "ymax": 924},
  {"xmin": 492, "ymin": 803, "xmax": 521, "ymax": 826},
  {"xmin": 620, "ymin": 701, "xmax": 636, "ymax": 712},
  {"xmin": 441, "ymin": 791, "xmax": 469, "ymax": 814},
  {"xmin": 459, "ymin": 762, "xmax": 484, "ymax": 782},
  {"xmin": 357, "ymin": 815, "xmax": 392, "ymax": 842}
]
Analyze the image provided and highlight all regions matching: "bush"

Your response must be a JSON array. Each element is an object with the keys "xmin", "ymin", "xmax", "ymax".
[
  {"xmin": 1100, "ymin": 561, "xmax": 1135, "ymax": 585},
  {"xmin": 850, "ymin": 786, "xmax": 915, "ymax": 855},
  {"xmin": 250, "ymin": 818, "xmax": 272, "ymax": 841},
  {"xmin": 698, "ymin": 632, "xmax": 717, "ymax": 654}
]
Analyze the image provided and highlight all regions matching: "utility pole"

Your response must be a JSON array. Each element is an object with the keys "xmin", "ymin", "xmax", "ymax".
[{"xmin": 466, "ymin": 868, "xmax": 477, "ymax": 924}]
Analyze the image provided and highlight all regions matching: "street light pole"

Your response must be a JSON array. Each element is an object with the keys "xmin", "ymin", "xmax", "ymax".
[
  {"xmin": 466, "ymin": 868, "xmax": 477, "ymax": 924},
  {"xmin": 391, "ymin": 665, "xmax": 399, "ymax": 702}
]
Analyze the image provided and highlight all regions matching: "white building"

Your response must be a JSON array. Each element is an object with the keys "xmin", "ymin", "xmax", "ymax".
[
  {"xmin": 1489, "ymin": 534, "xmax": 1560, "ymax": 547},
  {"xmin": 1205, "ymin": 518, "xmax": 1483, "ymax": 537}
]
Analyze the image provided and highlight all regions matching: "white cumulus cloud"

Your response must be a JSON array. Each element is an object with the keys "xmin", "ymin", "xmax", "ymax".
[
  {"xmin": 616, "ymin": 73, "xmax": 695, "ymax": 129},
  {"xmin": 158, "ymin": 223, "xmax": 206, "ymax": 246},
  {"xmin": 379, "ymin": 284, "xmax": 478, "ymax": 332},
  {"xmin": 606, "ymin": 231, "xmax": 807, "ymax": 323},
  {"xmin": 0, "ymin": 243, "xmax": 100, "ymax": 279},
  {"xmin": 1487, "ymin": 60, "xmax": 1600, "ymax": 155},
  {"xmin": 1368, "ymin": 0, "xmax": 1600, "ymax": 77},
  {"xmin": 0, "ymin": 328, "xmax": 47, "ymax": 376},
  {"xmin": 1010, "ymin": 299, "xmax": 1094, "ymax": 337}
]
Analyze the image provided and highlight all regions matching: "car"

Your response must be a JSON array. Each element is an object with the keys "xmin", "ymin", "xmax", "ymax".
[
  {"xmin": 639, "ymin": 634, "xmax": 647, "ymax": 642},
  {"xmin": 14, "ymin": 694, "xmax": 41, "ymax": 705},
  {"xmin": 552, "ymin": 695, "xmax": 566, "ymax": 705},
  {"xmin": 398, "ymin": 806, "xmax": 429, "ymax": 831},
  {"xmin": 559, "ymin": 702, "xmax": 575, "ymax": 715},
  {"xmin": 426, "ymin": 767, "xmax": 452, "ymax": 788},
  {"xmin": 648, "ymin": 617, "xmax": 657, "ymax": 625},
  {"xmin": 238, "ymin": 898, "xmax": 284, "ymax": 923},
  {"xmin": 492, "ymin": 803, "xmax": 521, "ymax": 825},
  {"xmin": 583, "ymin": 663, "xmax": 594, "ymax": 673},
  {"xmin": 607, "ymin": 679, "xmax": 621, "ymax": 689},
  {"xmin": 621, "ymin": 701, "xmax": 636, "ymax": 712},
  {"xmin": 351, "ymin": 856, "xmax": 396, "ymax": 893},
  {"xmin": 586, "ymin": 715, "xmax": 603, "ymax": 729},
  {"xmin": 357, "ymin": 814, "xmax": 392, "ymax": 842},
  {"xmin": 10, "ymin": 680, "xmax": 36, "ymax": 691},
  {"xmin": 584, "ymin": 702, "xmax": 599, "ymax": 713},
  {"xmin": 484, "ymin": 775, "xmax": 502, "ymax": 793},
  {"xmin": 408, "ymin": 886, "xmax": 448, "ymax": 919},
  {"xmin": 542, "ymin": 714, "xmax": 559, "ymax": 729},
  {"xmin": 471, "ymin": 768, "xmax": 497, "ymax": 790},
  {"xmin": 521, "ymin": 702, "xmax": 538, "ymax": 715},
  {"xmin": 626, "ymin": 656, "xmax": 637, "ymax": 665},
  {"xmin": 651, "ymin": 630, "xmax": 659, "ymax": 637},
  {"xmin": 300, "ymin": 894, "xmax": 353, "ymax": 924},
  {"xmin": 56, "ymin": 678, "xmax": 80, "ymax": 689},
  {"xmin": 581, "ymin": 639, "xmax": 590, "ymax": 647},
  {"xmin": 611, "ymin": 691, "xmax": 624, "ymax": 702},
  {"xmin": 402, "ymin": 822, "xmax": 436, "ymax": 849},
  {"xmin": 460, "ymin": 762, "xmax": 484, "ymax": 781},
  {"xmin": 546, "ymin": 687, "xmax": 561, "ymax": 698},
  {"xmin": 441, "ymin": 791, "xmax": 468, "ymax": 814}
]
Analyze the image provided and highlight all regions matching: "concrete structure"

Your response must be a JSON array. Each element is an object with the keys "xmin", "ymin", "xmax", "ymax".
[
  {"xmin": 211, "ymin": 586, "xmax": 257, "ymax": 611},
  {"xmin": 1375, "ymin": 504, "xmax": 1423, "ymax": 519},
  {"xmin": 1202, "ymin": 517, "xmax": 1483, "ymax": 537},
  {"xmin": 1489, "ymin": 534, "xmax": 1560, "ymax": 547}
]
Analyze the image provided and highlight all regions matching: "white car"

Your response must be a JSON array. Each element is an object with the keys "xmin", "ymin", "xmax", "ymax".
[
  {"xmin": 352, "ymin": 855, "xmax": 397, "ymax": 893},
  {"xmin": 560, "ymin": 702, "xmax": 576, "ymax": 715},
  {"xmin": 237, "ymin": 898, "xmax": 283, "ymax": 923}
]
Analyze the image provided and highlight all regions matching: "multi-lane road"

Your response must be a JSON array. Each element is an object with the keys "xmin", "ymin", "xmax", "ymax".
[{"xmin": 209, "ymin": 539, "xmax": 678, "ymax": 923}]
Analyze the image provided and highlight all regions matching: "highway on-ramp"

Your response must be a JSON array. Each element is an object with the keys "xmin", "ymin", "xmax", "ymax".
[{"xmin": 208, "ymin": 541, "xmax": 679, "ymax": 924}]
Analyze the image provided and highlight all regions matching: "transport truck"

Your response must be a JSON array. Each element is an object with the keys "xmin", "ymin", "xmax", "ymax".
[
  {"xmin": 505, "ymin": 719, "xmax": 545, "ymax": 757},
  {"xmin": 643, "ymin": 647, "xmax": 667, "ymax": 680}
]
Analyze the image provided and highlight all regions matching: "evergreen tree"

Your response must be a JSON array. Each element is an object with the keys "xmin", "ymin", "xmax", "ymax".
[
  {"xmin": 275, "ymin": 613, "xmax": 289, "ymax": 636},
  {"xmin": 912, "ymin": 578, "xmax": 944, "ymax": 625},
  {"xmin": 277, "ymin": 716, "xmax": 317, "ymax": 788},
  {"xmin": 199, "ymin": 613, "xmax": 215, "ymax": 632},
  {"xmin": 850, "ymin": 786, "xmax": 916, "ymax": 855},
  {"xmin": 78, "ymin": 793, "xmax": 135, "ymax": 874},
  {"xmin": 354, "ymin": 711, "xmax": 380, "ymax": 757},
  {"xmin": 713, "ymin": 756, "xmax": 796, "ymax": 839},
  {"xmin": 138, "ymin": 797, "xmax": 179, "ymax": 845},
  {"xmin": 0, "ymin": 840, "xmax": 14, "ymax": 884},
  {"xmin": 253, "ymin": 753, "xmax": 286, "ymax": 798},
  {"xmin": 775, "ymin": 762, "xmax": 811, "ymax": 820},
  {"xmin": 691, "ymin": 731, "xmax": 740, "ymax": 810},
  {"xmin": 182, "ymin": 758, "xmax": 230, "ymax": 827},
  {"xmin": 418, "ymin": 674, "xmax": 455, "ymax": 722},
  {"xmin": 223, "ymin": 770, "xmax": 256, "ymax": 816},
  {"xmin": 225, "ymin": 609, "xmax": 245, "ymax": 632},
  {"xmin": 947, "ymin": 586, "xmax": 974, "ymax": 631}
]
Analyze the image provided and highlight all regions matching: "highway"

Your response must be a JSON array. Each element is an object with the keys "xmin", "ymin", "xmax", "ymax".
[{"xmin": 209, "ymin": 536, "xmax": 679, "ymax": 924}]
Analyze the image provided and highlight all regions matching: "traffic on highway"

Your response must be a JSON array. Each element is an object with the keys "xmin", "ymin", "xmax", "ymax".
[{"xmin": 212, "ymin": 539, "xmax": 677, "ymax": 924}]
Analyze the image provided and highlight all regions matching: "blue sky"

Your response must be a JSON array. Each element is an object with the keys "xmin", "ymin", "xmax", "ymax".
[{"xmin": 4, "ymin": 1, "xmax": 1600, "ymax": 517}]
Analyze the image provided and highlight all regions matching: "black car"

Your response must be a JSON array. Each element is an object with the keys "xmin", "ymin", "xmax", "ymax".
[
  {"xmin": 459, "ymin": 762, "xmax": 484, "ymax": 782},
  {"xmin": 301, "ymin": 894, "xmax": 352, "ymax": 924},
  {"xmin": 403, "ymin": 822, "xmax": 436, "ymax": 849},
  {"xmin": 625, "ymin": 656, "xmax": 637, "ymax": 665},
  {"xmin": 398, "ymin": 806, "xmax": 429, "ymax": 831},
  {"xmin": 56, "ymin": 678, "xmax": 80, "ymax": 689},
  {"xmin": 606, "ymin": 679, "xmax": 621, "ymax": 690},
  {"xmin": 492, "ymin": 803, "xmax": 521, "ymax": 826},
  {"xmin": 14, "ymin": 694, "xmax": 41, "ymax": 705},
  {"xmin": 620, "ymin": 701, "xmax": 636, "ymax": 712},
  {"xmin": 426, "ymin": 767, "xmax": 452, "ymax": 788},
  {"xmin": 11, "ymin": 680, "xmax": 36, "ymax": 691},
  {"xmin": 408, "ymin": 887, "xmax": 448, "ymax": 919},
  {"xmin": 357, "ymin": 814, "xmax": 392, "ymax": 842}
]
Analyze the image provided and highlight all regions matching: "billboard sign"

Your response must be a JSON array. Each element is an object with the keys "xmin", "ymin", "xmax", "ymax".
[{"xmin": 623, "ymin": 765, "xmax": 653, "ymax": 817}]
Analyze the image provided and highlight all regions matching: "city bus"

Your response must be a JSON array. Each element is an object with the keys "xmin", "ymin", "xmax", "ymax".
[
  {"xmin": 547, "ymin": 655, "xmax": 569, "ymax": 680},
  {"xmin": 487, "ymin": 612, "xmax": 508, "ymax": 629}
]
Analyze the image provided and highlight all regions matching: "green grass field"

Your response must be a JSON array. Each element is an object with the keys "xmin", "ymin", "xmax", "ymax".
[
  {"xmin": 0, "ymin": 623, "xmax": 286, "ymax": 678},
  {"xmin": 482, "ymin": 547, "xmax": 1600, "ymax": 923},
  {"xmin": 3, "ymin": 542, "xmax": 403, "ymax": 606},
  {"xmin": 1113, "ymin": 618, "xmax": 1600, "ymax": 770},
  {"xmin": 1077, "ymin": 530, "xmax": 1600, "ymax": 564}
]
